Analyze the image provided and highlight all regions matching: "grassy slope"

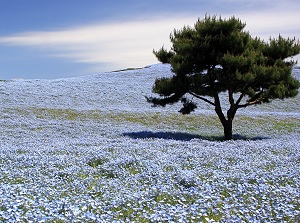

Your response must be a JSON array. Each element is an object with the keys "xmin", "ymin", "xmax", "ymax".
[{"xmin": 4, "ymin": 107, "xmax": 300, "ymax": 139}]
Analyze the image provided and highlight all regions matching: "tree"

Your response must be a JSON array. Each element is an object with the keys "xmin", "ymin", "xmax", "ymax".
[{"xmin": 147, "ymin": 15, "xmax": 300, "ymax": 140}]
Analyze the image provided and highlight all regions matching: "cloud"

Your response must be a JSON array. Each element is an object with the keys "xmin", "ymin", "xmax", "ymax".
[
  {"xmin": 237, "ymin": 12, "xmax": 300, "ymax": 39},
  {"xmin": 0, "ymin": 16, "xmax": 197, "ymax": 71},
  {"xmin": 0, "ymin": 7, "xmax": 299, "ymax": 73}
]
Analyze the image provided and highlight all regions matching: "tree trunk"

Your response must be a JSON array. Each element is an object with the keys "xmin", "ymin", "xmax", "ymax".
[
  {"xmin": 223, "ymin": 119, "xmax": 233, "ymax": 140},
  {"xmin": 214, "ymin": 92, "xmax": 235, "ymax": 140}
]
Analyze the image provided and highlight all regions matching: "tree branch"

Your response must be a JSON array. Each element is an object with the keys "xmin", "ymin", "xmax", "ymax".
[
  {"xmin": 228, "ymin": 88, "xmax": 235, "ymax": 106},
  {"xmin": 235, "ymin": 93, "xmax": 245, "ymax": 106},
  {"xmin": 214, "ymin": 92, "xmax": 227, "ymax": 126},
  {"xmin": 238, "ymin": 97, "xmax": 268, "ymax": 108},
  {"xmin": 146, "ymin": 92, "xmax": 183, "ymax": 107},
  {"xmin": 188, "ymin": 91, "xmax": 215, "ymax": 106}
]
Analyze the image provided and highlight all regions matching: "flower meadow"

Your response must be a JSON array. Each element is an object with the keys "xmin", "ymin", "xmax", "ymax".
[{"xmin": 0, "ymin": 64, "xmax": 299, "ymax": 222}]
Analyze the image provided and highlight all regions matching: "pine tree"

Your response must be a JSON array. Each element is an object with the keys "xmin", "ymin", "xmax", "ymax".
[{"xmin": 147, "ymin": 15, "xmax": 300, "ymax": 140}]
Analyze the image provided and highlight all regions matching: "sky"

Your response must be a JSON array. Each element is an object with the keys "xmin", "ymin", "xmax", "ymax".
[{"xmin": 0, "ymin": 0, "xmax": 300, "ymax": 79}]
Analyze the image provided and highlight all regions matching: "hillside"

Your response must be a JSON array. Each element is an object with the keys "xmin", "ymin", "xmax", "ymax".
[
  {"xmin": 1, "ymin": 64, "xmax": 299, "ymax": 113},
  {"xmin": 0, "ymin": 64, "xmax": 299, "ymax": 222}
]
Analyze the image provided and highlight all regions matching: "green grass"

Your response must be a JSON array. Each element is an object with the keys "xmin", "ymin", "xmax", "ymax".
[
  {"xmin": 87, "ymin": 157, "xmax": 109, "ymax": 168},
  {"xmin": 1, "ymin": 174, "xmax": 27, "ymax": 184},
  {"xmin": 111, "ymin": 67, "xmax": 142, "ymax": 72},
  {"xmin": 5, "ymin": 107, "xmax": 300, "ymax": 139}
]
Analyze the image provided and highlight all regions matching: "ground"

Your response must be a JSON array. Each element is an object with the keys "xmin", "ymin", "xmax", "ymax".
[{"xmin": 0, "ymin": 64, "xmax": 299, "ymax": 222}]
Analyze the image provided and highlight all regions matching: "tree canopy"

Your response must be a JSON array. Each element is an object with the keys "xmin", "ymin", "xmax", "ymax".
[{"xmin": 147, "ymin": 15, "xmax": 300, "ymax": 140}]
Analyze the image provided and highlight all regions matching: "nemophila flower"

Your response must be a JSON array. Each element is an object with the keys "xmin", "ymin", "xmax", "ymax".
[{"xmin": 0, "ymin": 65, "xmax": 299, "ymax": 222}]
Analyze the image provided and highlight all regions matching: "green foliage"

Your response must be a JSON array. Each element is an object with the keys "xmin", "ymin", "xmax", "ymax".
[
  {"xmin": 147, "ymin": 15, "xmax": 300, "ymax": 140},
  {"xmin": 153, "ymin": 46, "xmax": 174, "ymax": 63},
  {"xmin": 87, "ymin": 157, "xmax": 109, "ymax": 168}
]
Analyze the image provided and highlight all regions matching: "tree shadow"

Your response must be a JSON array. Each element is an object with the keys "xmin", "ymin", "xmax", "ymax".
[{"xmin": 122, "ymin": 131, "xmax": 269, "ymax": 142}]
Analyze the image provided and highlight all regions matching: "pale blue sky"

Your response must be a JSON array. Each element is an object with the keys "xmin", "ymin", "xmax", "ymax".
[{"xmin": 0, "ymin": 0, "xmax": 299, "ymax": 79}]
